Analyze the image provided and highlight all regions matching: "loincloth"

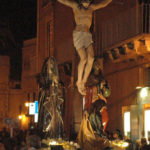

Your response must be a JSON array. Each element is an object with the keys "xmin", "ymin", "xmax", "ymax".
[{"xmin": 73, "ymin": 30, "xmax": 93, "ymax": 50}]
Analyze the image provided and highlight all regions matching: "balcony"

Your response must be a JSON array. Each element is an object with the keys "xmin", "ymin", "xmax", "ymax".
[{"xmin": 98, "ymin": 3, "xmax": 150, "ymax": 62}]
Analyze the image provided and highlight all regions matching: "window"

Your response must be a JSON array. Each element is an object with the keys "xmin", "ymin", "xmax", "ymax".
[
  {"xmin": 144, "ymin": 109, "xmax": 150, "ymax": 140},
  {"xmin": 124, "ymin": 111, "xmax": 131, "ymax": 138}
]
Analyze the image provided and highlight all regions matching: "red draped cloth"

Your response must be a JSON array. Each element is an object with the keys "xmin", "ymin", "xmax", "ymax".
[
  {"xmin": 84, "ymin": 87, "xmax": 93, "ymax": 110},
  {"xmin": 101, "ymin": 107, "xmax": 108, "ymax": 131}
]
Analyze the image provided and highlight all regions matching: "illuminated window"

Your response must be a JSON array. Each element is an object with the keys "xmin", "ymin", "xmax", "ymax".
[
  {"xmin": 124, "ymin": 112, "xmax": 131, "ymax": 138},
  {"xmin": 140, "ymin": 87, "xmax": 148, "ymax": 98},
  {"xmin": 144, "ymin": 109, "xmax": 150, "ymax": 140}
]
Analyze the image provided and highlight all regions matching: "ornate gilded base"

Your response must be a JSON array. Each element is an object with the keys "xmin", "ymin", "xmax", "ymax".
[{"xmin": 41, "ymin": 138, "xmax": 81, "ymax": 150}]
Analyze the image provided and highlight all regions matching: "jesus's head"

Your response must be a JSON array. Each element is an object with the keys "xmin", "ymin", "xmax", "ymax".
[{"xmin": 79, "ymin": 0, "xmax": 93, "ymax": 8}]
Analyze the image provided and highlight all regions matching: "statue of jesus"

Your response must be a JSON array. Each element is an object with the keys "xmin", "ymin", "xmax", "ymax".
[{"xmin": 57, "ymin": 0, "xmax": 112, "ymax": 95}]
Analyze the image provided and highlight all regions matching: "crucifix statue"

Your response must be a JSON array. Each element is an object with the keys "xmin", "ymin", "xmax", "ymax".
[{"xmin": 57, "ymin": 0, "xmax": 112, "ymax": 95}]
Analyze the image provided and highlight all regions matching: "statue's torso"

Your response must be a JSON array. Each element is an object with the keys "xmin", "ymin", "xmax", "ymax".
[{"xmin": 73, "ymin": 7, "xmax": 93, "ymax": 31}]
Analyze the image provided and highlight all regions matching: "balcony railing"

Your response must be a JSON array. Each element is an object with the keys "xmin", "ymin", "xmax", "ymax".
[{"xmin": 97, "ymin": 3, "xmax": 150, "ymax": 55}]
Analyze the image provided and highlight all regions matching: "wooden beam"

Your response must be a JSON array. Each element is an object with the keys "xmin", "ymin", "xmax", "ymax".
[
  {"xmin": 107, "ymin": 51, "xmax": 115, "ymax": 61},
  {"xmin": 133, "ymin": 40, "xmax": 141, "ymax": 54},
  {"xmin": 124, "ymin": 44, "xmax": 136, "ymax": 54},
  {"xmin": 104, "ymin": 34, "xmax": 150, "ymax": 63}
]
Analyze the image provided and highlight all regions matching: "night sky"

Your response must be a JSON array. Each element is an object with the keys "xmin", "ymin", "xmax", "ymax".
[{"xmin": 0, "ymin": 0, "xmax": 37, "ymax": 81}]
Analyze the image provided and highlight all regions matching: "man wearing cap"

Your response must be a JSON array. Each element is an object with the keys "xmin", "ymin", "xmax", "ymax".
[{"xmin": 57, "ymin": 0, "xmax": 112, "ymax": 95}]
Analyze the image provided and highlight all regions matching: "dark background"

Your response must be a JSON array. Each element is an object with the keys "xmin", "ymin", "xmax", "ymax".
[{"xmin": 0, "ymin": 0, "xmax": 37, "ymax": 81}]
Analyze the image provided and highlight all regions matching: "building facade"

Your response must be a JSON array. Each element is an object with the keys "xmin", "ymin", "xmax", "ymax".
[
  {"xmin": 100, "ymin": 0, "xmax": 150, "ymax": 142},
  {"xmin": 0, "ymin": 56, "xmax": 25, "ymax": 130}
]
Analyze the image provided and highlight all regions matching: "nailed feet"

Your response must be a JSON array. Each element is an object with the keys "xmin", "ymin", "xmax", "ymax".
[{"xmin": 76, "ymin": 81, "xmax": 86, "ymax": 96}]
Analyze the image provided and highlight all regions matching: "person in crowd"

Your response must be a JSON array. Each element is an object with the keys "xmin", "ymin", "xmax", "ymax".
[
  {"xmin": 112, "ymin": 129, "xmax": 123, "ymax": 142},
  {"xmin": 140, "ymin": 137, "xmax": 149, "ymax": 150},
  {"xmin": 105, "ymin": 131, "xmax": 114, "ymax": 141},
  {"xmin": 26, "ymin": 129, "xmax": 41, "ymax": 150},
  {"xmin": 135, "ymin": 139, "xmax": 141, "ymax": 150},
  {"xmin": 124, "ymin": 136, "xmax": 133, "ymax": 150},
  {"xmin": 147, "ymin": 136, "xmax": 150, "ymax": 147}
]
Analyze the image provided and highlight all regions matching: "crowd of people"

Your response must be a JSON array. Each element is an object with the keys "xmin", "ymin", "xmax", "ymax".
[
  {"xmin": 1, "ymin": 126, "xmax": 150, "ymax": 150},
  {"xmin": 135, "ymin": 137, "xmax": 150, "ymax": 150},
  {"xmin": 0, "ymin": 127, "xmax": 41, "ymax": 150},
  {"xmin": 105, "ymin": 129, "xmax": 150, "ymax": 150}
]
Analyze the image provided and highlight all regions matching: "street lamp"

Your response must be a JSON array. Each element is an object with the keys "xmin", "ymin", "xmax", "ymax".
[
  {"xmin": 18, "ymin": 115, "xmax": 22, "ymax": 120},
  {"xmin": 25, "ymin": 102, "xmax": 29, "ymax": 107}
]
